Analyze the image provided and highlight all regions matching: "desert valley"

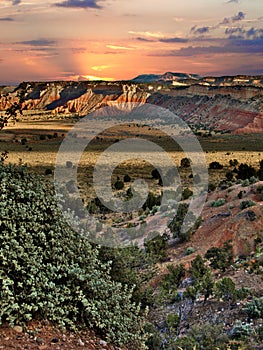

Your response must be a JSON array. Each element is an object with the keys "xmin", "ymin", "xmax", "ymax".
[{"xmin": 0, "ymin": 73, "xmax": 263, "ymax": 349}]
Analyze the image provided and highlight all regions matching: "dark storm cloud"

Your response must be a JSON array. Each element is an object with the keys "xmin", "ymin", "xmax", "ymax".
[
  {"xmin": 136, "ymin": 37, "xmax": 155, "ymax": 42},
  {"xmin": 55, "ymin": 0, "xmax": 103, "ymax": 9},
  {"xmin": 18, "ymin": 39, "xmax": 57, "ymax": 46},
  {"xmin": 191, "ymin": 26, "xmax": 210, "ymax": 35},
  {"xmin": 232, "ymin": 11, "xmax": 245, "ymax": 21},
  {"xmin": 149, "ymin": 37, "xmax": 263, "ymax": 56},
  {"xmin": 221, "ymin": 11, "xmax": 245, "ymax": 24},
  {"xmin": 225, "ymin": 27, "xmax": 263, "ymax": 40},
  {"xmin": 0, "ymin": 17, "xmax": 14, "ymax": 21},
  {"xmin": 159, "ymin": 37, "xmax": 188, "ymax": 43}
]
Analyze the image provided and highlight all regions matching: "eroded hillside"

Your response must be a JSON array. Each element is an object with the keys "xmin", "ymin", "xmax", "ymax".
[{"xmin": 0, "ymin": 78, "xmax": 263, "ymax": 133}]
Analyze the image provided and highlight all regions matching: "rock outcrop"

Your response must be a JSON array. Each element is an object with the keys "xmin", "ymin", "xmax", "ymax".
[{"xmin": 0, "ymin": 79, "xmax": 263, "ymax": 133}]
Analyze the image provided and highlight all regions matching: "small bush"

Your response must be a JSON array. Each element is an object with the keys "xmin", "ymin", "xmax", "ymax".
[
  {"xmin": 209, "ymin": 161, "xmax": 223, "ymax": 170},
  {"xmin": 114, "ymin": 179, "xmax": 124, "ymax": 190},
  {"xmin": 242, "ymin": 179, "xmax": 250, "ymax": 187},
  {"xmin": 39, "ymin": 134, "xmax": 46, "ymax": 140},
  {"xmin": 151, "ymin": 168, "xmax": 161, "ymax": 180},
  {"xmin": 180, "ymin": 157, "xmax": 191, "ymax": 168},
  {"xmin": 208, "ymin": 183, "xmax": 216, "ymax": 192},
  {"xmin": 237, "ymin": 163, "xmax": 256, "ymax": 180},
  {"xmin": 244, "ymin": 297, "xmax": 263, "ymax": 319},
  {"xmin": 211, "ymin": 198, "xmax": 226, "ymax": 207},
  {"xmin": 124, "ymin": 174, "xmax": 131, "ymax": 182},
  {"xmin": 215, "ymin": 277, "xmax": 237, "ymax": 303},
  {"xmin": 45, "ymin": 168, "xmax": 52, "ymax": 176},
  {"xmin": 229, "ymin": 159, "xmax": 238, "ymax": 167},
  {"xmin": 230, "ymin": 320, "xmax": 253, "ymax": 339},
  {"xmin": 185, "ymin": 247, "xmax": 195, "ymax": 255},
  {"xmin": 238, "ymin": 190, "xmax": 243, "ymax": 199},
  {"xmin": 182, "ymin": 187, "xmax": 193, "ymax": 200},
  {"xmin": 239, "ymin": 200, "xmax": 255, "ymax": 210},
  {"xmin": 205, "ymin": 241, "xmax": 233, "ymax": 272}
]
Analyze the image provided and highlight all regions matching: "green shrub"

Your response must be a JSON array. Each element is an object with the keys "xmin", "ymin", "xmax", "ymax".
[
  {"xmin": 168, "ymin": 203, "xmax": 201, "ymax": 242},
  {"xmin": 238, "ymin": 190, "xmax": 243, "ymax": 199},
  {"xmin": 182, "ymin": 187, "xmax": 193, "ymax": 200},
  {"xmin": 180, "ymin": 157, "xmax": 191, "ymax": 168},
  {"xmin": 161, "ymin": 263, "xmax": 186, "ymax": 292},
  {"xmin": 244, "ymin": 297, "xmax": 263, "ymax": 319},
  {"xmin": 211, "ymin": 198, "xmax": 226, "ymax": 207},
  {"xmin": 230, "ymin": 320, "xmax": 253, "ymax": 339},
  {"xmin": 239, "ymin": 200, "xmax": 255, "ymax": 210},
  {"xmin": 144, "ymin": 234, "xmax": 168, "ymax": 262},
  {"xmin": 242, "ymin": 179, "xmax": 250, "ymax": 187},
  {"xmin": 229, "ymin": 159, "xmax": 238, "ymax": 167},
  {"xmin": 208, "ymin": 183, "xmax": 216, "ymax": 192},
  {"xmin": 185, "ymin": 247, "xmax": 195, "ymax": 255},
  {"xmin": 205, "ymin": 241, "xmax": 233, "ymax": 271},
  {"xmin": 188, "ymin": 323, "xmax": 229, "ymax": 349},
  {"xmin": 0, "ymin": 163, "xmax": 146, "ymax": 348},
  {"xmin": 143, "ymin": 192, "xmax": 161, "ymax": 211},
  {"xmin": 215, "ymin": 277, "xmax": 237, "ymax": 303},
  {"xmin": 114, "ymin": 178, "xmax": 124, "ymax": 190},
  {"xmin": 237, "ymin": 163, "xmax": 256, "ymax": 180},
  {"xmin": 225, "ymin": 170, "xmax": 234, "ymax": 181},
  {"xmin": 209, "ymin": 161, "xmax": 223, "ymax": 170},
  {"xmin": 151, "ymin": 168, "xmax": 161, "ymax": 180},
  {"xmin": 44, "ymin": 168, "xmax": 52, "ymax": 176},
  {"xmin": 124, "ymin": 174, "xmax": 131, "ymax": 182}
]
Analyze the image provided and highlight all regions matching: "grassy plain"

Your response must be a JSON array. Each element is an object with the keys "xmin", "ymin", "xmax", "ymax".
[{"xmin": 1, "ymin": 116, "xmax": 263, "ymax": 198}]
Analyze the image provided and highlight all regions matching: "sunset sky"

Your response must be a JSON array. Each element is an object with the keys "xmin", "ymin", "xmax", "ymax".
[{"xmin": 0, "ymin": 0, "xmax": 262, "ymax": 84}]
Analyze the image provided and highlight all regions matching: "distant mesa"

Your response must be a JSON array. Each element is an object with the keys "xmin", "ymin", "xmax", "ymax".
[{"xmin": 131, "ymin": 71, "xmax": 201, "ymax": 83}]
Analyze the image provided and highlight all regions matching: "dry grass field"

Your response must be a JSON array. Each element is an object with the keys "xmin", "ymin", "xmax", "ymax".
[{"xmin": 1, "ymin": 116, "xmax": 263, "ymax": 200}]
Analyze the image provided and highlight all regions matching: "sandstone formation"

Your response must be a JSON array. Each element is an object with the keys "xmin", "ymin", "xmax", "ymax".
[{"xmin": 0, "ymin": 77, "xmax": 262, "ymax": 133}]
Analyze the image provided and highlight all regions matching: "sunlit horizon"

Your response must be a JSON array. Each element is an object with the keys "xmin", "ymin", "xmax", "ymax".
[{"xmin": 0, "ymin": 0, "xmax": 262, "ymax": 85}]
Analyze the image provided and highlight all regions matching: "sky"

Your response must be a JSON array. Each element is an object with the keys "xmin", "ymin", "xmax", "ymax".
[{"xmin": 0, "ymin": 0, "xmax": 262, "ymax": 84}]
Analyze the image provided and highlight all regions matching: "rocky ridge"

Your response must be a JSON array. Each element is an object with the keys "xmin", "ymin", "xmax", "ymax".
[{"xmin": 0, "ymin": 78, "xmax": 262, "ymax": 133}]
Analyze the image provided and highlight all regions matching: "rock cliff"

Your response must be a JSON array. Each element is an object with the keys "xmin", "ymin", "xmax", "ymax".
[{"xmin": 0, "ymin": 79, "xmax": 262, "ymax": 133}]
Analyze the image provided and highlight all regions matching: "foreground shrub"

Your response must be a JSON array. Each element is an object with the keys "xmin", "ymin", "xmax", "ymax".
[
  {"xmin": 168, "ymin": 203, "xmax": 201, "ymax": 242},
  {"xmin": 205, "ymin": 240, "xmax": 233, "ymax": 271},
  {"xmin": 174, "ymin": 323, "xmax": 229, "ymax": 349},
  {"xmin": 239, "ymin": 200, "xmax": 255, "ymax": 210},
  {"xmin": 210, "ymin": 198, "xmax": 226, "ymax": 207},
  {"xmin": 0, "ymin": 163, "xmax": 146, "ymax": 348},
  {"xmin": 244, "ymin": 297, "xmax": 263, "ymax": 319}
]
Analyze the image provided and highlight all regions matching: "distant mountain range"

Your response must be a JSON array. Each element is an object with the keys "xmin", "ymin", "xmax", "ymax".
[
  {"xmin": 131, "ymin": 72, "xmax": 263, "ymax": 87},
  {"xmin": 131, "ymin": 72, "xmax": 200, "ymax": 83}
]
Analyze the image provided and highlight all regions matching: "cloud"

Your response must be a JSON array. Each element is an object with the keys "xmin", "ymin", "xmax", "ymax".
[
  {"xmin": 12, "ymin": 0, "xmax": 21, "ymax": 5},
  {"xmin": 159, "ymin": 37, "xmax": 188, "ymax": 43},
  {"xmin": 106, "ymin": 44, "xmax": 134, "ymax": 50},
  {"xmin": 225, "ymin": 27, "xmax": 263, "ymax": 40},
  {"xmin": 128, "ymin": 31, "xmax": 165, "ymax": 39},
  {"xmin": 149, "ymin": 37, "xmax": 263, "ymax": 56},
  {"xmin": 220, "ymin": 11, "xmax": 245, "ymax": 25},
  {"xmin": 226, "ymin": 0, "xmax": 240, "ymax": 3},
  {"xmin": 191, "ymin": 26, "xmax": 210, "ymax": 35},
  {"xmin": 136, "ymin": 37, "xmax": 155, "ymax": 42},
  {"xmin": 0, "ymin": 17, "xmax": 14, "ymax": 21},
  {"xmin": 18, "ymin": 39, "xmax": 57, "ymax": 46},
  {"xmin": 232, "ymin": 11, "xmax": 245, "ymax": 21},
  {"xmin": 91, "ymin": 65, "xmax": 110, "ymax": 71},
  {"xmin": 55, "ymin": 0, "xmax": 103, "ymax": 9}
]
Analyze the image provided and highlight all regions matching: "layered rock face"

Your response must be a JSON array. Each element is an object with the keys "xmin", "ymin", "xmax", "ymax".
[{"xmin": 0, "ymin": 80, "xmax": 262, "ymax": 133}]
